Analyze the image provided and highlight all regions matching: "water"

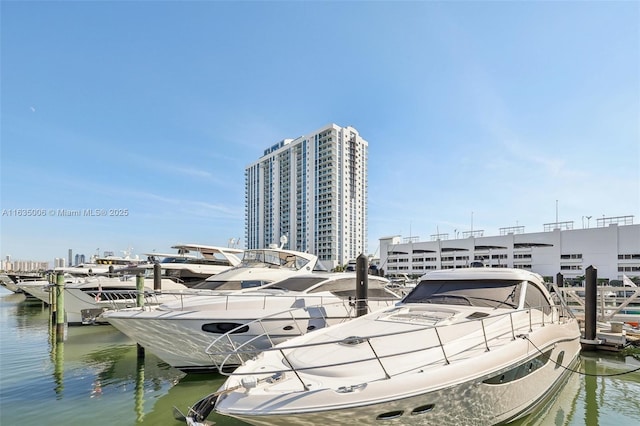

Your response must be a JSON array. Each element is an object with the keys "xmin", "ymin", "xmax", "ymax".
[{"xmin": 1, "ymin": 287, "xmax": 639, "ymax": 426}]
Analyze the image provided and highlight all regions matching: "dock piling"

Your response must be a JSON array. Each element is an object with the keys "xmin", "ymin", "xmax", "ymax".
[
  {"xmin": 153, "ymin": 263, "xmax": 161, "ymax": 291},
  {"xmin": 56, "ymin": 272, "xmax": 66, "ymax": 341},
  {"xmin": 136, "ymin": 273, "xmax": 145, "ymax": 308},
  {"xmin": 580, "ymin": 265, "xmax": 600, "ymax": 349},
  {"xmin": 50, "ymin": 273, "xmax": 59, "ymax": 324},
  {"xmin": 136, "ymin": 273, "xmax": 145, "ymax": 358},
  {"xmin": 356, "ymin": 254, "xmax": 369, "ymax": 317}
]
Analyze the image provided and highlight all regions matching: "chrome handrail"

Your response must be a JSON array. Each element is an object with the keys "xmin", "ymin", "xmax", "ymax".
[
  {"xmin": 205, "ymin": 298, "xmax": 399, "ymax": 367},
  {"xmin": 213, "ymin": 302, "xmax": 576, "ymax": 391}
]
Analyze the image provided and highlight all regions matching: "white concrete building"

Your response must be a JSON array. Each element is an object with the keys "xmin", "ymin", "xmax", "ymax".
[
  {"xmin": 245, "ymin": 123, "xmax": 368, "ymax": 269},
  {"xmin": 379, "ymin": 216, "xmax": 639, "ymax": 283},
  {"xmin": 1, "ymin": 258, "xmax": 50, "ymax": 272}
]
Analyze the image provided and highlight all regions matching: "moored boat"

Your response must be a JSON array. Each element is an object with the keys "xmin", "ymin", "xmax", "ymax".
[
  {"xmin": 57, "ymin": 244, "xmax": 244, "ymax": 325},
  {"xmin": 192, "ymin": 267, "xmax": 582, "ymax": 426},
  {"xmin": 104, "ymin": 271, "xmax": 400, "ymax": 373}
]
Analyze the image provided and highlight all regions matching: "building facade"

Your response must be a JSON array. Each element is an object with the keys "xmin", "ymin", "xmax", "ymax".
[
  {"xmin": 245, "ymin": 123, "xmax": 368, "ymax": 269},
  {"xmin": 1, "ymin": 257, "xmax": 50, "ymax": 272},
  {"xmin": 379, "ymin": 216, "xmax": 639, "ymax": 283}
]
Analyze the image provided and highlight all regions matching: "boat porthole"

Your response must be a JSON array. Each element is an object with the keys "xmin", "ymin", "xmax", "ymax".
[
  {"xmin": 283, "ymin": 325, "xmax": 294, "ymax": 331},
  {"xmin": 201, "ymin": 323, "xmax": 249, "ymax": 334},
  {"xmin": 307, "ymin": 325, "xmax": 316, "ymax": 331},
  {"xmin": 376, "ymin": 410, "xmax": 404, "ymax": 420},
  {"xmin": 499, "ymin": 375, "xmax": 505, "ymax": 383},
  {"xmin": 555, "ymin": 351, "xmax": 565, "ymax": 369},
  {"xmin": 411, "ymin": 404, "xmax": 434, "ymax": 415}
]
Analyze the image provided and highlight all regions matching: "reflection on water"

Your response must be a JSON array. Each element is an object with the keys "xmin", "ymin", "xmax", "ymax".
[
  {"xmin": 1, "ymin": 288, "xmax": 639, "ymax": 426},
  {"xmin": 0, "ymin": 288, "xmax": 250, "ymax": 426}
]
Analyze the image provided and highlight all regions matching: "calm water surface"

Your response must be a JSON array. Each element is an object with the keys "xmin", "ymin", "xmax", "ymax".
[{"xmin": 1, "ymin": 287, "xmax": 639, "ymax": 426}]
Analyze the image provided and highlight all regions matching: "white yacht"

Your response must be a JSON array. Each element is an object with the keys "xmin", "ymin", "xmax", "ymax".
[
  {"xmin": 104, "ymin": 272, "xmax": 400, "ymax": 373},
  {"xmin": 12, "ymin": 275, "xmax": 56, "ymax": 300},
  {"xmin": 63, "ymin": 274, "xmax": 189, "ymax": 325},
  {"xmin": 55, "ymin": 249, "xmax": 148, "ymax": 276},
  {"xmin": 2, "ymin": 273, "xmax": 43, "ymax": 294},
  {"xmin": 100, "ymin": 246, "xmax": 328, "ymax": 371},
  {"xmin": 142, "ymin": 244, "xmax": 244, "ymax": 287},
  {"xmin": 192, "ymin": 268, "xmax": 581, "ymax": 426},
  {"xmin": 62, "ymin": 244, "xmax": 243, "ymax": 325}
]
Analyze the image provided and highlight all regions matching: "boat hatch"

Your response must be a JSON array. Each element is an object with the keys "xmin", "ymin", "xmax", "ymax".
[
  {"xmin": 339, "ymin": 336, "xmax": 367, "ymax": 346},
  {"xmin": 201, "ymin": 323, "xmax": 249, "ymax": 334},
  {"xmin": 385, "ymin": 307, "xmax": 456, "ymax": 325},
  {"xmin": 376, "ymin": 410, "xmax": 404, "ymax": 420}
]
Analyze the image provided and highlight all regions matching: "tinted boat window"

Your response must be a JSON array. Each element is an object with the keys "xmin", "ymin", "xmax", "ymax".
[
  {"xmin": 193, "ymin": 280, "xmax": 269, "ymax": 290},
  {"xmin": 268, "ymin": 277, "xmax": 327, "ymax": 292},
  {"xmin": 524, "ymin": 283, "xmax": 552, "ymax": 314},
  {"xmin": 403, "ymin": 279, "xmax": 522, "ymax": 309}
]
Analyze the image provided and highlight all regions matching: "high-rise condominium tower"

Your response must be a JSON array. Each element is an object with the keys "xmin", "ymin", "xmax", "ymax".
[{"xmin": 245, "ymin": 123, "xmax": 368, "ymax": 269}]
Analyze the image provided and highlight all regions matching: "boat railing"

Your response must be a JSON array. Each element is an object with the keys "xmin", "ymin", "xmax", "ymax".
[
  {"xmin": 211, "ymin": 302, "xmax": 576, "ymax": 389},
  {"xmin": 205, "ymin": 298, "xmax": 404, "ymax": 367},
  {"xmin": 79, "ymin": 288, "xmax": 170, "ymax": 307},
  {"xmin": 98, "ymin": 287, "xmax": 399, "ymax": 314}
]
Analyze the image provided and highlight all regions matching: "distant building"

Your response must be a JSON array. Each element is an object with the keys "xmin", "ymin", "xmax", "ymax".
[
  {"xmin": 245, "ymin": 123, "xmax": 368, "ymax": 269},
  {"xmin": 74, "ymin": 253, "xmax": 86, "ymax": 265},
  {"xmin": 379, "ymin": 216, "xmax": 639, "ymax": 283},
  {"xmin": 54, "ymin": 258, "xmax": 65, "ymax": 268},
  {"xmin": 1, "ymin": 257, "xmax": 49, "ymax": 272}
]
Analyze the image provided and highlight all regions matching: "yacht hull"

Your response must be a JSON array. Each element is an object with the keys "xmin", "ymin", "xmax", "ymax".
[
  {"xmin": 63, "ymin": 279, "xmax": 187, "ymax": 325},
  {"xmin": 216, "ymin": 331, "xmax": 580, "ymax": 426},
  {"xmin": 105, "ymin": 297, "xmax": 398, "ymax": 372}
]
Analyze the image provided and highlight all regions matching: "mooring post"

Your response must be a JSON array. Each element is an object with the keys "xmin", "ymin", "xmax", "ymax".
[
  {"xmin": 56, "ymin": 272, "xmax": 66, "ymax": 341},
  {"xmin": 556, "ymin": 272, "xmax": 564, "ymax": 288},
  {"xmin": 136, "ymin": 273, "xmax": 145, "ymax": 358},
  {"xmin": 584, "ymin": 265, "xmax": 598, "ymax": 343},
  {"xmin": 153, "ymin": 262, "xmax": 161, "ymax": 291},
  {"xmin": 136, "ymin": 273, "xmax": 145, "ymax": 308},
  {"xmin": 356, "ymin": 253, "xmax": 369, "ymax": 317},
  {"xmin": 50, "ymin": 273, "xmax": 59, "ymax": 324}
]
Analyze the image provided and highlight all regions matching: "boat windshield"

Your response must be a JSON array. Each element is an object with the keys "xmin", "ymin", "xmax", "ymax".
[
  {"xmin": 240, "ymin": 250, "xmax": 310, "ymax": 270},
  {"xmin": 267, "ymin": 276, "xmax": 327, "ymax": 291},
  {"xmin": 160, "ymin": 257, "xmax": 192, "ymax": 264},
  {"xmin": 402, "ymin": 279, "xmax": 522, "ymax": 309},
  {"xmin": 192, "ymin": 280, "xmax": 272, "ymax": 290}
]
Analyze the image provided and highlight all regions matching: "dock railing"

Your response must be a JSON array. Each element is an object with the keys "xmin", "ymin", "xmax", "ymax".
[{"xmin": 557, "ymin": 285, "xmax": 640, "ymax": 323}]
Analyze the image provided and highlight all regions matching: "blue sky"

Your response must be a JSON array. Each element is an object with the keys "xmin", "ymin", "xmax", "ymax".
[{"xmin": 1, "ymin": 1, "xmax": 638, "ymax": 264}]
